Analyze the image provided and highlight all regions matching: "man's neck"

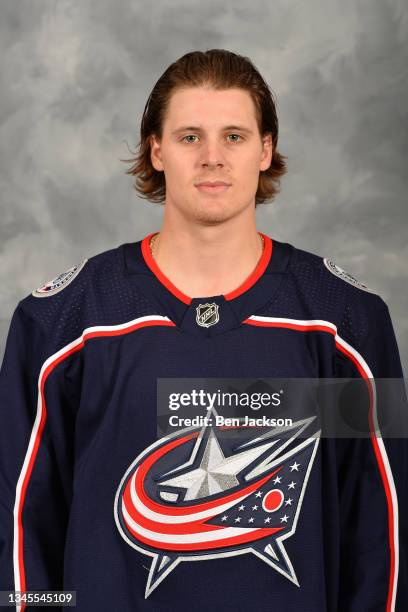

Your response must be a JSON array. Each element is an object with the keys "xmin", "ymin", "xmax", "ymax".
[{"xmin": 149, "ymin": 224, "xmax": 264, "ymax": 299}]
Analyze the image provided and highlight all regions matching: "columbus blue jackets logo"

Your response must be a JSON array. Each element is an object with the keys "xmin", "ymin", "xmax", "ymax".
[
  {"xmin": 323, "ymin": 258, "xmax": 375, "ymax": 293},
  {"xmin": 196, "ymin": 303, "xmax": 219, "ymax": 327},
  {"xmin": 114, "ymin": 412, "xmax": 320, "ymax": 598},
  {"xmin": 32, "ymin": 259, "xmax": 88, "ymax": 297}
]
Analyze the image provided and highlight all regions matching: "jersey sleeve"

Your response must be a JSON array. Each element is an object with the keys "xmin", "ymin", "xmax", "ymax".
[
  {"xmin": 0, "ymin": 300, "xmax": 75, "ymax": 607},
  {"xmin": 335, "ymin": 296, "xmax": 407, "ymax": 611}
]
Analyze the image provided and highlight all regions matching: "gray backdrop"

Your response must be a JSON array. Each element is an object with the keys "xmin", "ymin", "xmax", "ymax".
[{"xmin": 1, "ymin": 0, "xmax": 407, "ymax": 374}]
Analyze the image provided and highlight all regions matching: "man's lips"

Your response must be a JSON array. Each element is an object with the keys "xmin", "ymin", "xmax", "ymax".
[{"xmin": 195, "ymin": 181, "xmax": 231, "ymax": 193}]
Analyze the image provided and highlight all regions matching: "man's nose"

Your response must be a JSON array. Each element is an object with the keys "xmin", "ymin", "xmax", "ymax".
[{"xmin": 200, "ymin": 141, "xmax": 226, "ymax": 167}]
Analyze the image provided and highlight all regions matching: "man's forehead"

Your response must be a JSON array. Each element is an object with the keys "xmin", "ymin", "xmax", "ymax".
[{"xmin": 165, "ymin": 87, "xmax": 258, "ymax": 130}]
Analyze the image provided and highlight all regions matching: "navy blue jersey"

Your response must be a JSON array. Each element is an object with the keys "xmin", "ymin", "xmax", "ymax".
[{"xmin": 0, "ymin": 232, "xmax": 406, "ymax": 611}]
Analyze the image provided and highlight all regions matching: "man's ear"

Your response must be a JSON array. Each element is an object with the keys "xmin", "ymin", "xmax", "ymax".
[
  {"xmin": 260, "ymin": 132, "xmax": 273, "ymax": 171},
  {"xmin": 150, "ymin": 134, "xmax": 164, "ymax": 172}
]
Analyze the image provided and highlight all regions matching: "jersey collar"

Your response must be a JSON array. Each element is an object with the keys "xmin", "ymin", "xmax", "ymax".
[
  {"xmin": 140, "ymin": 231, "xmax": 273, "ymax": 305},
  {"xmin": 122, "ymin": 232, "xmax": 292, "ymax": 336}
]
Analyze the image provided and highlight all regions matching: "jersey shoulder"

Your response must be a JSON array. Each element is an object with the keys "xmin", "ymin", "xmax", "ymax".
[
  {"xmin": 290, "ymin": 243, "xmax": 384, "ymax": 303},
  {"xmin": 26, "ymin": 243, "xmax": 120, "ymax": 302},
  {"xmin": 274, "ymin": 242, "xmax": 390, "ymax": 350},
  {"xmin": 15, "ymin": 241, "xmax": 155, "ymax": 355}
]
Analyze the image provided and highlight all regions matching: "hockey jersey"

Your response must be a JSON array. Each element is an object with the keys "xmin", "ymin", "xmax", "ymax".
[{"xmin": 0, "ymin": 231, "xmax": 406, "ymax": 611}]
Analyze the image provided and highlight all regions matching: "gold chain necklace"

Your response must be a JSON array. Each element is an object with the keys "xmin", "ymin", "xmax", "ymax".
[
  {"xmin": 149, "ymin": 232, "xmax": 264, "ymax": 258},
  {"xmin": 149, "ymin": 233, "xmax": 159, "ymax": 256}
]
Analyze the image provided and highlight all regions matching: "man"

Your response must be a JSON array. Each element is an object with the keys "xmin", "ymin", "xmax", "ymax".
[{"xmin": 0, "ymin": 49, "xmax": 406, "ymax": 611}]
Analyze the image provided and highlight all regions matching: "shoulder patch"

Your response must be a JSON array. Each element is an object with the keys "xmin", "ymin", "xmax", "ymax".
[
  {"xmin": 32, "ymin": 259, "xmax": 88, "ymax": 298},
  {"xmin": 323, "ymin": 258, "xmax": 375, "ymax": 293}
]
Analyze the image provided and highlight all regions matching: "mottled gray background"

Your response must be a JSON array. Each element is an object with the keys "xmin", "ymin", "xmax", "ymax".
[{"xmin": 1, "ymin": 0, "xmax": 407, "ymax": 373}]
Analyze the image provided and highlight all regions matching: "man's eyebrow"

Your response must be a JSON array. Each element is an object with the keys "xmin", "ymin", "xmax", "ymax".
[{"xmin": 171, "ymin": 125, "xmax": 254, "ymax": 135}]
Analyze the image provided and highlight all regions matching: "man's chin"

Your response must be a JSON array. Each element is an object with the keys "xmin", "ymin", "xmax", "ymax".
[
  {"xmin": 189, "ymin": 200, "xmax": 248, "ymax": 225},
  {"xmin": 191, "ymin": 209, "xmax": 239, "ymax": 226}
]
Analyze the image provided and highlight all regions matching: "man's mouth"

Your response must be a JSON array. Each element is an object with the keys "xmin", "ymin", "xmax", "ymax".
[{"xmin": 195, "ymin": 181, "xmax": 231, "ymax": 193}]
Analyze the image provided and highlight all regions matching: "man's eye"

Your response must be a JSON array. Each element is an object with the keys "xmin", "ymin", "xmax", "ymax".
[
  {"xmin": 181, "ymin": 134, "xmax": 243, "ymax": 143},
  {"xmin": 227, "ymin": 134, "xmax": 242, "ymax": 142},
  {"xmin": 182, "ymin": 135, "xmax": 198, "ymax": 143}
]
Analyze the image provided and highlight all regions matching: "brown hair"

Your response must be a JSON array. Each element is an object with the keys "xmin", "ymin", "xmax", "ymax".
[{"xmin": 121, "ymin": 49, "xmax": 287, "ymax": 206}]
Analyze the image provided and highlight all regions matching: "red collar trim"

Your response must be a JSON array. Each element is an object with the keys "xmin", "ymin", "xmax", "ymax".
[
  {"xmin": 224, "ymin": 232, "xmax": 272, "ymax": 300},
  {"xmin": 140, "ymin": 232, "xmax": 272, "ymax": 305}
]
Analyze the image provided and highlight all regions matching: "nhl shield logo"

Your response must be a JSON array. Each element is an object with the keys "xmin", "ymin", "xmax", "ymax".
[{"xmin": 196, "ymin": 303, "xmax": 219, "ymax": 328}]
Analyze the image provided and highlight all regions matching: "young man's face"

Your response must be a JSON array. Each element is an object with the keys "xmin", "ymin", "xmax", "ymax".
[{"xmin": 150, "ymin": 86, "xmax": 273, "ymax": 226}]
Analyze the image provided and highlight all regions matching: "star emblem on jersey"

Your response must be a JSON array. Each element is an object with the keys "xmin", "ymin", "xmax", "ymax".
[
  {"xmin": 195, "ymin": 302, "xmax": 220, "ymax": 327},
  {"xmin": 114, "ymin": 412, "xmax": 320, "ymax": 599}
]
